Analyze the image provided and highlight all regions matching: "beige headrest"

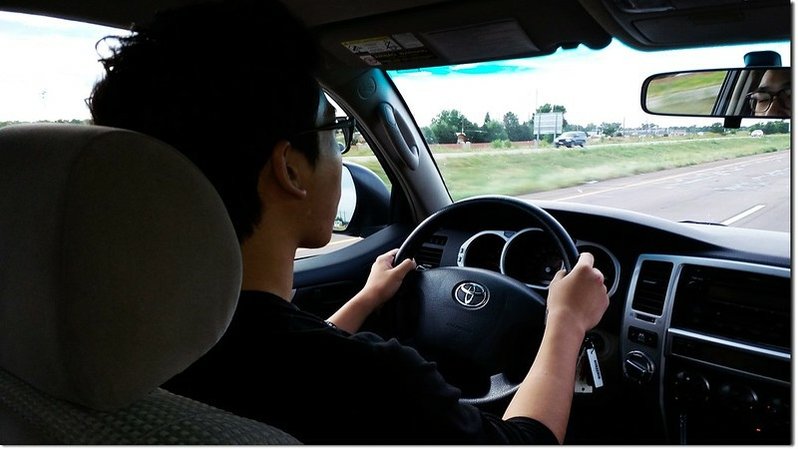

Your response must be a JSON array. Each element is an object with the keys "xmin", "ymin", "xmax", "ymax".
[{"xmin": 0, "ymin": 124, "xmax": 241, "ymax": 411}]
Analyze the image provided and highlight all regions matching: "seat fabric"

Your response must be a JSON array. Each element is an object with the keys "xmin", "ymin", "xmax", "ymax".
[{"xmin": 0, "ymin": 368, "xmax": 299, "ymax": 444}]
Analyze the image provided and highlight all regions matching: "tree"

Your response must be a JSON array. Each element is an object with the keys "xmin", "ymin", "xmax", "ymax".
[
  {"xmin": 640, "ymin": 122, "xmax": 660, "ymax": 136},
  {"xmin": 765, "ymin": 121, "xmax": 789, "ymax": 134},
  {"xmin": 708, "ymin": 122, "xmax": 725, "ymax": 134},
  {"xmin": 600, "ymin": 122, "xmax": 622, "ymax": 137},
  {"xmin": 428, "ymin": 109, "xmax": 477, "ymax": 144},
  {"xmin": 475, "ymin": 112, "xmax": 504, "ymax": 143},
  {"xmin": 748, "ymin": 121, "xmax": 790, "ymax": 134},
  {"xmin": 421, "ymin": 126, "xmax": 437, "ymax": 144},
  {"xmin": 481, "ymin": 119, "xmax": 506, "ymax": 142},
  {"xmin": 536, "ymin": 103, "xmax": 567, "ymax": 114},
  {"xmin": 521, "ymin": 118, "xmax": 534, "ymax": 140},
  {"xmin": 503, "ymin": 111, "xmax": 532, "ymax": 141},
  {"xmin": 564, "ymin": 124, "xmax": 588, "ymax": 132}
]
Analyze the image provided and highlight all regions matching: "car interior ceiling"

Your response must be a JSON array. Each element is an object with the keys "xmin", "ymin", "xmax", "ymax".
[{"xmin": 0, "ymin": 0, "xmax": 789, "ymax": 70}]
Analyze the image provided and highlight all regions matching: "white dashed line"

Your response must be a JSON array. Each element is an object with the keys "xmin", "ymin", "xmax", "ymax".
[{"xmin": 721, "ymin": 204, "xmax": 766, "ymax": 225}]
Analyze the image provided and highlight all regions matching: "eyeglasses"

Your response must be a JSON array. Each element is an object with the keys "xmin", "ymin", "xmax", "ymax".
[
  {"xmin": 745, "ymin": 88, "xmax": 791, "ymax": 114},
  {"xmin": 293, "ymin": 116, "xmax": 357, "ymax": 154}
]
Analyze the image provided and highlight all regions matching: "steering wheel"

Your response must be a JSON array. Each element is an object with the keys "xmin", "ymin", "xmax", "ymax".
[{"xmin": 391, "ymin": 195, "xmax": 579, "ymax": 406}]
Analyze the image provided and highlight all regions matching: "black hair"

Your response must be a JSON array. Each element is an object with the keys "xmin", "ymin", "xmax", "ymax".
[{"xmin": 89, "ymin": 0, "xmax": 321, "ymax": 242}]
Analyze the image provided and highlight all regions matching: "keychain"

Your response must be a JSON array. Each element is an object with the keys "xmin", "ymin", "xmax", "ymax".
[{"xmin": 574, "ymin": 338, "xmax": 603, "ymax": 393}]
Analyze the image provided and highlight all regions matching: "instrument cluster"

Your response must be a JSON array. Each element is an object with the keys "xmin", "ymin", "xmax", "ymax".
[{"xmin": 456, "ymin": 228, "xmax": 619, "ymax": 295}]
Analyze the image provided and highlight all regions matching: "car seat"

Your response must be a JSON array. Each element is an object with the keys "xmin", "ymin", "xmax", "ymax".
[{"xmin": 0, "ymin": 123, "xmax": 300, "ymax": 444}]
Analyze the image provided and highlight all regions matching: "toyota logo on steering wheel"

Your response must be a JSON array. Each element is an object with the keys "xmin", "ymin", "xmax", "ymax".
[{"xmin": 453, "ymin": 281, "xmax": 489, "ymax": 309}]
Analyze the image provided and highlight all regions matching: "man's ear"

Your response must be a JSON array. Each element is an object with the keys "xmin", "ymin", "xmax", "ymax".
[{"xmin": 268, "ymin": 140, "xmax": 308, "ymax": 199}]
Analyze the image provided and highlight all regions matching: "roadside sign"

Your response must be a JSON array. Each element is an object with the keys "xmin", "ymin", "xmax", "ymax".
[{"xmin": 534, "ymin": 112, "xmax": 564, "ymax": 135}]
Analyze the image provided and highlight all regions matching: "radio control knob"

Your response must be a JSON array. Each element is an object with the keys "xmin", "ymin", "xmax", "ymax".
[
  {"xmin": 672, "ymin": 371, "xmax": 710, "ymax": 408},
  {"xmin": 716, "ymin": 383, "xmax": 758, "ymax": 414}
]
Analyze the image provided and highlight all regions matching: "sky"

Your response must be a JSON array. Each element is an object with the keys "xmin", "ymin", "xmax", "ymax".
[
  {"xmin": 389, "ymin": 40, "xmax": 792, "ymax": 129},
  {"xmin": 0, "ymin": 10, "xmax": 791, "ymax": 130}
]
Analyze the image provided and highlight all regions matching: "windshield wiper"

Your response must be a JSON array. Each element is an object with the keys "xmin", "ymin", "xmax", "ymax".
[{"xmin": 679, "ymin": 220, "xmax": 727, "ymax": 226}]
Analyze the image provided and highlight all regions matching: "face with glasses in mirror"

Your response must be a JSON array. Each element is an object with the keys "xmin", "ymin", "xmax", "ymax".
[{"xmin": 746, "ymin": 69, "xmax": 791, "ymax": 117}]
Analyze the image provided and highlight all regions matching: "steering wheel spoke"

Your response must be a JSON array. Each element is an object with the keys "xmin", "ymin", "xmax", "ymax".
[{"xmin": 460, "ymin": 373, "xmax": 520, "ymax": 405}]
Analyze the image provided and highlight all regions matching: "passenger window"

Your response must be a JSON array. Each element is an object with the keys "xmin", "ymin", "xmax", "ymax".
[
  {"xmin": 0, "ymin": 15, "xmax": 386, "ymax": 261},
  {"xmin": 0, "ymin": 12, "xmax": 126, "ymax": 124}
]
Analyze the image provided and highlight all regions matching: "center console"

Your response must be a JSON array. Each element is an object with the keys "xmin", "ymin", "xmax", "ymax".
[{"xmin": 621, "ymin": 255, "xmax": 790, "ymax": 444}]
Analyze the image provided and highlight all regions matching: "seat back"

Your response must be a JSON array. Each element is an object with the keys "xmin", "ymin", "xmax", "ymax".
[{"xmin": 0, "ymin": 123, "xmax": 299, "ymax": 444}]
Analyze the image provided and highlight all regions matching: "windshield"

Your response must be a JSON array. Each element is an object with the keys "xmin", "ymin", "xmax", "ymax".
[
  {"xmin": 388, "ymin": 39, "xmax": 790, "ymax": 232},
  {"xmin": 1, "ymin": 11, "xmax": 789, "ymax": 235}
]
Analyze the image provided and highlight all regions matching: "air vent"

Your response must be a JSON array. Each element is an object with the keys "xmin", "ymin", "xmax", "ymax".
[
  {"xmin": 671, "ymin": 265, "xmax": 790, "ymax": 349},
  {"xmin": 631, "ymin": 260, "xmax": 673, "ymax": 316},
  {"xmin": 415, "ymin": 234, "xmax": 447, "ymax": 268}
]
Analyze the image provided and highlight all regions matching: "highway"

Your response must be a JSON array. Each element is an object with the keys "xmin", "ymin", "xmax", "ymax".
[
  {"xmin": 298, "ymin": 150, "xmax": 790, "ymax": 258},
  {"xmin": 519, "ymin": 150, "xmax": 790, "ymax": 232}
]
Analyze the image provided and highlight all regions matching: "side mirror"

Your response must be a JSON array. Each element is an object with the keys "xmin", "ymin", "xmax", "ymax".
[
  {"xmin": 334, "ymin": 162, "xmax": 390, "ymax": 236},
  {"xmin": 334, "ymin": 166, "xmax": 356, "ymax": 232},
  {"xmin": 642, "ymin": 67, "xmax": 791, "ymax": 119}
]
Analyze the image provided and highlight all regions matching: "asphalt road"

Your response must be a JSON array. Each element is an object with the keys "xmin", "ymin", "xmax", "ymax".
[
  {"xmin": 519, "ymin": 150, "xmax": 791, "ymax": 232},
  {"xmin": 299, "ymin": 150, "xmax": 790, "ymax": 257}
]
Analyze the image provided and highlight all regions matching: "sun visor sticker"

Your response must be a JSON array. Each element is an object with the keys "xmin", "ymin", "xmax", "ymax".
[{"xmin": 342, "ymin": 34, "xmax": 435, "ymax": 66}]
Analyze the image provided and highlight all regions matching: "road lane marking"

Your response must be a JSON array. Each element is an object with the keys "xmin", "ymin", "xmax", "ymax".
[
  {"xmin": 721, "ymin": 204, "xmax": 766, "ymax": 225},
  {"xmin": 549, "ymin": 153, "xmax": 786, "ymax": 202}
]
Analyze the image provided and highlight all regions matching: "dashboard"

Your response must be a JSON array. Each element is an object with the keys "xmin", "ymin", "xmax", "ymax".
[{"xmin": 410, "ymin": 200, "xmax": 791, "ymax": 444}]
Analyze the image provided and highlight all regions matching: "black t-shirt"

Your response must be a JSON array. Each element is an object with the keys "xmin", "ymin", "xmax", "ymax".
[{"xmin": 163, "ymin": 290, "xmax": 557, "ymax": 444}]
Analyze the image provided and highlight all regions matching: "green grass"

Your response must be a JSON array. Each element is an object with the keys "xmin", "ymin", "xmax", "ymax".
[
  {"xmin": 346, "ymin": 134, "xmax": 790, "ymax": 201},
  {"xmin": 645, "ymin": 71, "xmax": 726, "ymax": 114},
  {"xmin": 646, "ymin": 71, "xmax": 726, "ymax": 96}
]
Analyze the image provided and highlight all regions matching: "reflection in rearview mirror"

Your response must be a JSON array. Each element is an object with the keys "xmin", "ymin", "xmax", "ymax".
[
  {"xmin": 642, "ymin": 67, "xmax": 791, "ymax": 119},
  {"xmin": 645, "ymin": 70, "xmax": 725, "ymax": 115}
]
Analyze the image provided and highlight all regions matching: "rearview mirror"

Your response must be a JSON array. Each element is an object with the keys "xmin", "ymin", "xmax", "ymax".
[{"xmin": 642, "ymin": 67, "xmax": 791, "ymax": 119}]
